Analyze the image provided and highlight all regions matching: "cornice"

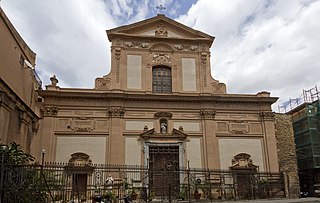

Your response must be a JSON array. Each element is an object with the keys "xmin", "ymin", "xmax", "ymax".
[
  {"xmin": 108, "ymin": 33, "xmax": 213, "ymax": 44},
  {"xmin": 38, "ymin": 90, "xmax": 278, "ymax": 105}
]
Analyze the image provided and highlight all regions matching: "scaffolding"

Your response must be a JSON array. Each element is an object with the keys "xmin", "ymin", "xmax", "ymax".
[
  {"xmin": 278, "ymin": 85, "xmax": 320, "ymax": 113},
  {"xmin": 283, "ymin": 86, "xmax": 320, "ymax": 194}
]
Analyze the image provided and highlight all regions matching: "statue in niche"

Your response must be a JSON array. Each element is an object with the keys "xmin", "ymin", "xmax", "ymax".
[{"xmin": 160, "ymin": 122, "xmax": 167, "ymax": 134}]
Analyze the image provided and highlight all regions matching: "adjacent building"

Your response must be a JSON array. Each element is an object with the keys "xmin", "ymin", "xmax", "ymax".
[
  {"xmin": 0, "ymin": 7, "xmax": 41, "ymax": 153},
  {"xmin": 283, "ymin": 86, "xmax": 320, "ymax": 195}
]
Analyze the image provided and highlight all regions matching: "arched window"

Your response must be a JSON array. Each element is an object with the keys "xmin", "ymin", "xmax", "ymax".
[{"xmin": 152, "ymin": 66, "xmax": 172, "ymax": 93}]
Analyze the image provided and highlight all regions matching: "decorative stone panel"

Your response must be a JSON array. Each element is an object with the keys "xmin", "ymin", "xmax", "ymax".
[
  {"xmin": 229, "ymin": 121, "xmax": 249, "ymax": 134},
  {"xmin": 71, "ymin": 119, "xmax": 94, "ymax": 132}
]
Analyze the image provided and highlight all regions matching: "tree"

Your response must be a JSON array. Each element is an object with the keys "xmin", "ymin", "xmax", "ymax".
[{"xmin": 0, "ymin": 142, "xmax": 34, "ymax": 164}]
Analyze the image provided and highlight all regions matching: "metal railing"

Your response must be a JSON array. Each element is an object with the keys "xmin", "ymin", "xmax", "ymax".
[{"xmin": 0, "ymin": 163, "xmax": 285, "ymax": 202}]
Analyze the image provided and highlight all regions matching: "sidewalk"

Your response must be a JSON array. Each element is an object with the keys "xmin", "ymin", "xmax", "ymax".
[{"xmin": 218, "ymin": 197, "xmax": 320, "ymax": 203}]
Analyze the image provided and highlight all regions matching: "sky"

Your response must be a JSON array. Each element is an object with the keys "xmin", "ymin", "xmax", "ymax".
[{"xmin": 1, "ymin": 0, "xmax": 320, "ymax": 111}]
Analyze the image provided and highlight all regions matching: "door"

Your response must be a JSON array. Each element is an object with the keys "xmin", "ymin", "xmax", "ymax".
[{"xmin": 149, "ymin": 146, "xmax": 180, "ymax": 198}]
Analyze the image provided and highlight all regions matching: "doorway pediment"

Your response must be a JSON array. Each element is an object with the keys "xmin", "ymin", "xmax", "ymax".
[{"xmin": 140, "ymin": 128, "xmax": 187, "ymax": 140}]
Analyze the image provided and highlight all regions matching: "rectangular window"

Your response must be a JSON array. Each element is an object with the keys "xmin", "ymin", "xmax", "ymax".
[{"xmin": 152, "ymin": 66, "xmax": 172, "ymax": 93}]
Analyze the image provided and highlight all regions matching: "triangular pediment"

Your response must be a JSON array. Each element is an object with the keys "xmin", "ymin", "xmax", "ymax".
[
  {"xmin": 139, "ymin": 128, "xmax": 187, "ymax": 140},
  {"xmin": 107, "ymin": 14, "xmax": 214, "ymax": 41}
]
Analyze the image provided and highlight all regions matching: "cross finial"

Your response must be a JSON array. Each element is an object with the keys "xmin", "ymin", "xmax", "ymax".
[{"xmin": 156, "ymin": 4, "xmax": 166, "ymax": 14}]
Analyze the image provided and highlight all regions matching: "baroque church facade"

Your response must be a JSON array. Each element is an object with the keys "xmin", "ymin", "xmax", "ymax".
[{"xmin": 35, "ymin": 14, "xmax": 279, "ymax": 172}]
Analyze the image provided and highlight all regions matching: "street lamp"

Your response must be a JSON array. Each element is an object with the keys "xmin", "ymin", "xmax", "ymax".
[
  {"xmin": 38, "ymin": 148, "xmax": 45, "ymax": 202},
  {"xmin": 0, "ymin": 144, "xmax": 8, "ymax": 203},
  {"xmin": 41, "ymin": 148, "xmax": 45, "ymax": 166}
]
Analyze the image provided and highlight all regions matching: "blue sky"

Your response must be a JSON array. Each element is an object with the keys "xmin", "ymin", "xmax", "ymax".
[{"xmin": 1, "ymin": 0, "xmax": 320, "ymax": 110}]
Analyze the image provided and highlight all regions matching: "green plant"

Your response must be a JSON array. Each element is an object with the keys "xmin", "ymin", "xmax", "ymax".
[
  {"xmin": 177, "ymin": 187, "xmax": 186, "ymax": 200},
  {"xmin": 103, "ymin": 191, "xmax": 116, "ymax": 202},
  {"xmin": 258, "ymin": 178, "xmax": 269, "ymax": 186},
  {"xmin": 148, "ymin": 189, "xmax": 155, "ymax": 201},
  {"xmin": 0, "ymin": 142, "xmax": 35, "ymax": 164}
]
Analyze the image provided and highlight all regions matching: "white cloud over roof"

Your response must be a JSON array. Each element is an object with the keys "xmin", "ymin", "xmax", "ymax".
[{"xmin": 1, "ymin": 0, "xmax": 319, "ymax": 110}]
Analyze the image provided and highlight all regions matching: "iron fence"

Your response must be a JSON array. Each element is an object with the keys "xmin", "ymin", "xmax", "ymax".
[{"xmin": 0, "ymin": 162, "xmax": 285, "ymax": 202}]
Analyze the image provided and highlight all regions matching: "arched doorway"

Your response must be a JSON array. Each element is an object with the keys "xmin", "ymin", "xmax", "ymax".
[
  {"xmin": 230, "ymin": 153, "xmax": 258, "ymax": 199},
  {"xmin": 66, "ymin": 152, "xmax": 94, "ymax": 201}
]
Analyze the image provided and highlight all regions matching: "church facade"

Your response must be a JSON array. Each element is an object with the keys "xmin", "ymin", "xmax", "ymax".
[{"xmin": 36, "ymin": 14, "xmax": 279, "ymax": 173}]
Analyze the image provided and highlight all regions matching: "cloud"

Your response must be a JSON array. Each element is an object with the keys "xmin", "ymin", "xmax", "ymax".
[
  {"xmin": 2, "ymin": 0, "xmax": 319, "ymax": 111},
  {"xmin": 2, "ymin": 0, "xmax": 116, "ymax": 88},
  {"xmin": 177, "ymin": 0, "xmax": 320, "ymax": 110}
]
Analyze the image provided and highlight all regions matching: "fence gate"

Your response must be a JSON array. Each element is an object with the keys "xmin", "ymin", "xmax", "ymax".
[{"xmin": 149, "ymin": 146, "xmax": 180, "ymax": 199}]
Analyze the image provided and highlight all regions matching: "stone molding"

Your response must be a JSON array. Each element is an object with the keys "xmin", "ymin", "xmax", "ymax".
[
  {"xmin": 174, "ymin": 44, "xmax": 198, "ymax": 51},
  {"xmin": 124, "ymin": 41, "xmax": 149, "ymax": 48},
  {"xmin": 154, "ymin": 111, "xmax": 172, "ymax": 118}
]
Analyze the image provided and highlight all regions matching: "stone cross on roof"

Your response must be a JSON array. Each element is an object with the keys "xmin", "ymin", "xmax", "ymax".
[{"xmin": 156, "ymin": 4, "xmax": 166, "ymax": 14}]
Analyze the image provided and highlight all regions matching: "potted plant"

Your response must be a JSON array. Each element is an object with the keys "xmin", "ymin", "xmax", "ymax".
[
  {"xmin": 194, "ymin": 189, "xmax": 201, "ymax": 200},
  {"xmin": 193, "ymin": 178, "xmax": 202, "ymax": 199},
  {"xmin": 130, "ymin": 188, "xmax": 138, "ymax": 200}
]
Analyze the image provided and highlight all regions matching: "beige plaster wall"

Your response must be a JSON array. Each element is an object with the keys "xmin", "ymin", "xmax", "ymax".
[
  {"xmin": 126, "ymin": 121, "xmax": 153, "ymax": 131},
  {"xmin": 174, "ymin": 121, "xmax": 200, "ymax": 132},
  {"xmin": 218, "ymin": 138, "xmax": 265, "ymax": 171},
  {"xmin": 182, "ymin": 58, "xmax": 196, "ymax": 91},
  {"xmin": 127, "ymin": 55, "xmax": 141, "ymax": 89},
  {"xmin": 55, "ymin": 136, "xmax": 106, "ymax": 163},
  {"xmin": 186, "ymin": 138, "xmax": 202, "ymax": 168},
  {"xmin": 125, "ymin": 137, "xmax": 141, "ymax": 165}
]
